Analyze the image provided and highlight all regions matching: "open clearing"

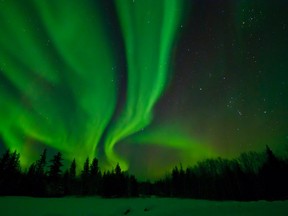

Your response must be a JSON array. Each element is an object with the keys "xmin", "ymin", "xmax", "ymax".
[{"xmin": 0, "ymin": 197, "xmax": 287, "ymax": 216}]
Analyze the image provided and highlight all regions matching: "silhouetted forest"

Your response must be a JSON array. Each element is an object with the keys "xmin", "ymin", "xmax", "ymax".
[{"xmin": 0, "ymin": 146, "xmax": 287, "ymax": 200}]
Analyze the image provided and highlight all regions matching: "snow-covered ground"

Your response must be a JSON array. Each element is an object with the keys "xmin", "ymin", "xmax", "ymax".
[{"xmin": 0, "ymin": 196, "xmax": 287, "ymax": 216}]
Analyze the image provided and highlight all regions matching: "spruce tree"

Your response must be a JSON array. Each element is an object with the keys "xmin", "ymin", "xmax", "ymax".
[
  {"xmin": 0, "ymin": 150, "xmax": 21, "ymax": 195},
  {"xmin": 69, "ymin": 159, "xmax": 76, "ymax": 179},
  {"xmin": 81, "ymin": 157, "xmax": 90, "ymax": 195},
  {"xmin": 48, "ymin": 152, "xmax": 63, "ymax": 196},
  {"xmin": 48, "ymin": 152, "xmax": 63, "ymax": 180},
  {"xmin": 90, "ymin": 158, "xmax": 101, "ymax": 194},
  {"xmin": 36, "ymin": 149, "xmax": 47, "ymax": 176}
]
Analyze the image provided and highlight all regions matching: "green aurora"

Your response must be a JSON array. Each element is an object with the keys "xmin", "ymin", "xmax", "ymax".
[
  {"xmin": 104, "ymin": 0, "xmax": 183, "ymax": 170},
  {"xmin": 0, "ymin": 0, "xmax": 288, "ymax": 179}
]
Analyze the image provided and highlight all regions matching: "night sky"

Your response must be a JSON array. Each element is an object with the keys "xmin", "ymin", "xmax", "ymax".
[{"xmin": 0, "ymin": 0, "xmax": 288, "ymax": 179}]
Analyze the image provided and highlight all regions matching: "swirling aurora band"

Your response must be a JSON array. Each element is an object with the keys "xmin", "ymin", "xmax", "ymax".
[
  {"xmin": 104, "ymin": 0, "xmax": 184, "ymax": 170},
  {"xmin": 1, "ymin": 1, "xmax": 288, "ymax": 179},
  {"xmin": 0, "ymin": 0, "xmax": 203, "ymax": 171}
]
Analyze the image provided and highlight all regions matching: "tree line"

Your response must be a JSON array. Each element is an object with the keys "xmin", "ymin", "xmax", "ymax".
[
  {"xmin": 0, "ymin": 149, "xmax": 138, "ymax": 197},
  {"xmin": 0, "ymin": 146, "xmax": 287, "ymax": 200},
  {"xmin": 151, "ymin": 146, "xmax": 288, "ymax": 201}
]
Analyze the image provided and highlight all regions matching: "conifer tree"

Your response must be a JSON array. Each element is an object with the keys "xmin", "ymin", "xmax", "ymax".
[
  {"xmin": 0, "ymin": 150, "xmax": 21, "ymax": 195},
  {"xmin": 81, "ymin": 157, "xmax": 90, "ymax": 195},
  {"xmin": 48, "ymin": 152, "xmax": 63, "ymax": 180},
  {"xmin": 69, "ymin": 159, "xmax": 76, "ymax": 179},
  {"xmin": 90, "ymin": 158, "xmax": 101, "ymax": 194},
  {"xmin": 47, "ymin": 152, "xmax": 63, "ymax": 196},
  {"xmin": 35, "ymin": 149, "xmax": 47, "ymax": 176}
]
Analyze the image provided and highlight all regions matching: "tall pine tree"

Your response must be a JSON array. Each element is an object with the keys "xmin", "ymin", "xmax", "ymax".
[{"xmin": 47, "ymin": 152, "xmax": 63, "ymax": 196}]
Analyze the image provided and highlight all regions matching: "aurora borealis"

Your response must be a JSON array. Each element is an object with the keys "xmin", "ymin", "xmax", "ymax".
[{"xmin": 0, "ymin": 0, "xmax": 288, "ymax": 179}]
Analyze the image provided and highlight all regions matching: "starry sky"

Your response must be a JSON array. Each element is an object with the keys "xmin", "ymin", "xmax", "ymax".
[{"xmin": 0, "ymin": 0, "xmax": 288, "ymax": 179}]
